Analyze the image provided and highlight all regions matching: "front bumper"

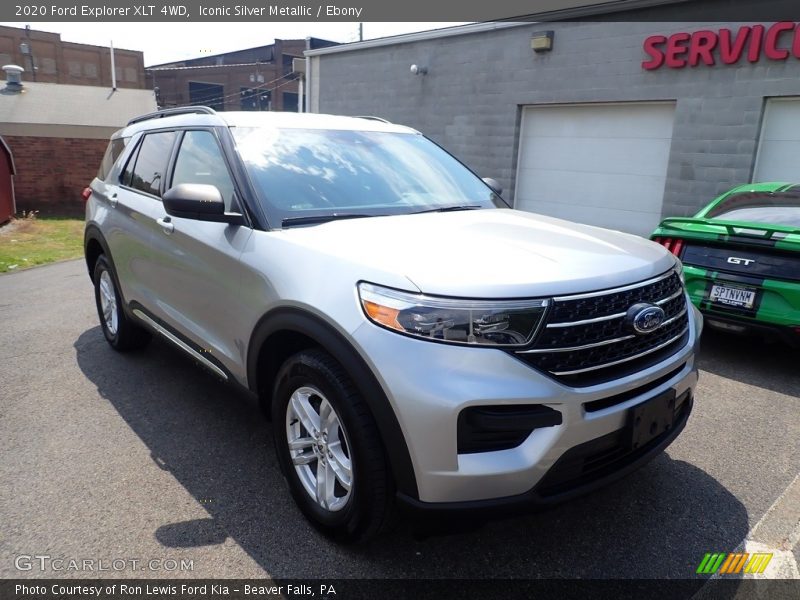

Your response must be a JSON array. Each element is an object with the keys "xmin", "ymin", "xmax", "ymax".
[
  {"xmin": 398, "ymin": 390, "xmax": 692, "ymax": 514},
  {"xmin": 350, "ymin": 302, "xmax": 702, "ymax": 505}
]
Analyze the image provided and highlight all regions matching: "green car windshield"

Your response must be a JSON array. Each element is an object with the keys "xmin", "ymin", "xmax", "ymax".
[
  {"xmin": 231, "ymin": 127, "xmax": 506, "ymax": 226},
  {"xmin": 706, "ymin": 191, "xmax": 800, "ymax": 227}
]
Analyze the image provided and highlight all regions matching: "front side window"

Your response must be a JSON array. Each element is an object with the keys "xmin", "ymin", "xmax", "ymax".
[
  {"xmin": 170, "ymin": 130, "xmax": 237, "ymax": 211},
  {"xmin": 231, "ymin": 127, "xmax": 505, "ymax": 227},
  {"xmin": 127, "ymin": 131, "xmax": 177, "ymax": 197}
]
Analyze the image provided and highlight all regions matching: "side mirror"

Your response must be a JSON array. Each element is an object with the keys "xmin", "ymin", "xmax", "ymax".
[
  {"xmin": 482, "ymin": 177, "xmax": 503, "ymax": 196},
  {"xmin": 162, "ymin": 183, "xmax": 244, "ymax": 225}
]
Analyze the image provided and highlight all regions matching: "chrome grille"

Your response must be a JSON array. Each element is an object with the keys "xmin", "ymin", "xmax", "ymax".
[{"xmin": 515, "ymin": 271, "xmax": 689, "ymax": 386}]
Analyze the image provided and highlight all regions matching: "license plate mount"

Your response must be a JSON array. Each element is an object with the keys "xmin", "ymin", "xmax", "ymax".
[
  {"xmin": 709, "ymin": 284, "xmax": 757, "ymax": 309},
  {"xmin": 626, "ymin": 389, "xmax": 676, "ymax": 450}
]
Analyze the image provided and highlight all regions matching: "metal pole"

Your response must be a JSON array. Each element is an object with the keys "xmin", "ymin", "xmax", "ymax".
[
  {"xmin": 298, "ymin": 76, "xmax": 304, "ymax": 113},
  {"xmin": 110, "ymin": 40, "xmax": 117, "ymax": 90}
]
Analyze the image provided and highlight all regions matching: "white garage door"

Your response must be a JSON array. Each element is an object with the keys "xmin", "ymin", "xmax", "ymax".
[
  {"xmin": 515, "ymin": 102, "xmax": 676, "ymax": 236},
  {"xmin": 754, "ymin": 98, "xmax": 800, "ymax": 182}
]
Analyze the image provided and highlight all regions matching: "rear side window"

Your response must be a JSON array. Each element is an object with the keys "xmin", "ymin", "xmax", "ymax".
[
  {"xmin": 98, "ymin": 138, "xmax": 129, "ymax": 181},
  {"xmin": 170, "ymin": 130, "xmax": 237, "ymax": 210},
  {"xmin": 124, "ymin": 131, "xmax": 177, "ymax": 197}
]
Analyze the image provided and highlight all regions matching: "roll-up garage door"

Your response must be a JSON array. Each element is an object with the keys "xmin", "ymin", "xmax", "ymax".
[
  {"xmin": 515, "ymin": 102, "xmax": 676, "ymax": 236},
  {"xmin": 754, "ymin": 98, "xmax": 800, "ymax": 183}
]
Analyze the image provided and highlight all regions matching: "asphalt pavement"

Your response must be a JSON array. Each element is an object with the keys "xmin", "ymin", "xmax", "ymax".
[{"xmin": 0, "ymin": 259, "xmax": 798, "ymax": 582}]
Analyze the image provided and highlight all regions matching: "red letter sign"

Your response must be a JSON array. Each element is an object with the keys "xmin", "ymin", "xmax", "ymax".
[
  {"xmin": 665, "ymin": 32, "xmax": 691, "ymax": 68},
  {"xmin": 689, "ymin": 30, "xmax": 718, "ymax": 66},
  {"xmin": 642, "ymin": 35, "xmax": 667, "ymax": 70},
  {"xmin": 764, "ymin": 21, "xmax": 794, "ymax": 60}
]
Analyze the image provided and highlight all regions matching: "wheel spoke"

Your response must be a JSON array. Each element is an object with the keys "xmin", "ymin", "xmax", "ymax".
[
  {"xmin": 290, "ymin": 391, "xmax": 320, "ymax": 435},
  {"xmin": 291, "ymin": 452, "xmax": 316, "ymax": 466},
  {"xmin": 319, "ymin": 399, "xmax": 334, "ymax": 433},
  {"xmin": 100, "ymin": 278, "xmax": 112, "ymax": 303},
  {"xmin": 288, "ymin": 437, "xmax": 315, "ymax": 450},
  {"xmin": 315, "ymin": 459, "xmax": 333, "ymax": 509},
  {"xmin": 327, "ymin": 441, "xmax": 352, "ymax": 491}
]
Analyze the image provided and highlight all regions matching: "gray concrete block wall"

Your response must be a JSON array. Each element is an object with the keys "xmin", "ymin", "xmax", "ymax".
[{"xmin": 313, "ymin": 21, "xmax": 800, "ymax": 219}]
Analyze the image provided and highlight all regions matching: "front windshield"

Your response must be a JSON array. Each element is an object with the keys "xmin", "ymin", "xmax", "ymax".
[{"xmin": 231, "ymin": 127, "xmax": 506, "ymax": 226}]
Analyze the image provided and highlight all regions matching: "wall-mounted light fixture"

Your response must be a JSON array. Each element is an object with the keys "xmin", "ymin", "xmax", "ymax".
[
  {"xmin": 531, "ymin": 31, "xmax": 554, "ymax": 53},
  {"xmin": 410, "ymin": 64, "xmax": 428, "ymax": 76}
]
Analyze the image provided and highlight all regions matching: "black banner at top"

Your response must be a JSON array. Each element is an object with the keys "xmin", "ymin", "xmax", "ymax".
[{"xmin": 3, "ymin": 0, "xmax": 800, "ymax": 22}]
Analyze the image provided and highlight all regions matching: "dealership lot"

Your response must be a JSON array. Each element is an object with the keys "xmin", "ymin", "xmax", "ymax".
[{"xmin": 0, "ymin": 259, "xmax": 798, "ymax": 580}]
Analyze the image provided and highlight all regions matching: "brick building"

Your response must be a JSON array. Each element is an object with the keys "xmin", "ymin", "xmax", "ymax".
[
  {"xmin": 0, "ymin": 69, "xmax": 155, "ymax": 215},
  {"xmin": 147, "ymin": 38, "xmax": 336, "ymax": 112},
  {"xmin": 0, "ymin": 25, "xmax": 146, "ymax": 89},
  {"xmin": 0, "ymin": 26, "xmax": 150, "ymax": 215},
  {"xmin": 307, "ymin": 3, "xmax": 800, "ymax": 236}
]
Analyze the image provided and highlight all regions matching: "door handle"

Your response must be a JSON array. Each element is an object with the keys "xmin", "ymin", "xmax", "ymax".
[
  {"xmin": 109, "ymin": 192, "xmax": 118, "ymax": 208},
  {"xmin": 157, "ymin": 216, "xmax": 174, "ymax": 235}
]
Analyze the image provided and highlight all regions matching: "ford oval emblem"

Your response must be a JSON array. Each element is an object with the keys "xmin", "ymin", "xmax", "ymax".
[{"xmin": 625, "ymin": 303, "xmax": 666, "ymax": 335}]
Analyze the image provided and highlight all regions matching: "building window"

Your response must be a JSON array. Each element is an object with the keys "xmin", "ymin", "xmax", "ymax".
[
  {"xmin": 240, "ymin": 88, "xmax": 271, "ymax": 111},
  {"xmin": 282, "ymin": 54, "xmax": 295, "ymax": 75},
  {"xmin": 189, "ymin": 81, "xmax": 224, "ymax": 111},
  {"xmin": 282, "ymin": 92, "xmax": 298, "ymax": 112},
  {"xmin": 83, "ymin": 63, "xmax": 98, "ymax": 78}
]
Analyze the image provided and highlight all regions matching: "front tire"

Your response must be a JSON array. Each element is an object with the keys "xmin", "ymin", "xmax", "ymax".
[
  {"xmin": 272, "ymin": 349, "xmax": 394, "ymax": 543},
  {"xmin": 93, "ymin": 255, "xmax": 150, "ymax": 352}
]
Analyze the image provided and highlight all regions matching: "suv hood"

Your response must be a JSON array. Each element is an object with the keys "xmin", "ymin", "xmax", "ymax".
[{"xmin": 279, "ymin": 208, "xmax": 677, "ymax": 298}]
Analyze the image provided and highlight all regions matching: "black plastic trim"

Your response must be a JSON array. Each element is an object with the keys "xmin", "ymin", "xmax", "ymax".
[
  {"xmin": 246, "ymin": 307, "xmax": 418, "ymax": 499},
  {"xmin": 583, "ymin": 363, "xmax": 685, "ymax": 412},
  {"xmin": 457, "ymin": 405, "xmax": 562, "ymax": 454},
  {"xmin": 216, "ymin": 125, "xmax": 270, "ymax": 230},
  {"xmin": 397, "ymin": 391, "xmax": 692, "ymax": 516}
]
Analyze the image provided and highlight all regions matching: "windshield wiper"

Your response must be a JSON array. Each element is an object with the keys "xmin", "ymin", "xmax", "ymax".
[
  {"xmin": 410, "ymin": 205, "xmax": 482, "ymax": 214},
  {"xmin": 281, "ymin": 214, "xmax": 375, "ymax": 227}
]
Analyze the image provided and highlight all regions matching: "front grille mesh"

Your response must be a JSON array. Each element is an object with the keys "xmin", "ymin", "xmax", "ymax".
[{"xmin": 514, "ymin": 271, "xmax": 689, "ymax": 386}]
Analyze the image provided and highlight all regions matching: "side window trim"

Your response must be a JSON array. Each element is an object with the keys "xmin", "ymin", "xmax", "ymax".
[{"xmin": 217, "ymin": 125, "xmax": 267, "ymax": 230}]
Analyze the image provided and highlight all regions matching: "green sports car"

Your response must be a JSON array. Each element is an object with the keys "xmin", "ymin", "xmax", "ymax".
[{"xmin": 652, "ymin": 182, "xmax": 800, "ymax": 345}]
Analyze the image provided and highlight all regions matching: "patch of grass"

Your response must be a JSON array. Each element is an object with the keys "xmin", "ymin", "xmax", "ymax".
[{"xmin": 0, "ymin": 216, "xmax": 84, "ymax": 274}]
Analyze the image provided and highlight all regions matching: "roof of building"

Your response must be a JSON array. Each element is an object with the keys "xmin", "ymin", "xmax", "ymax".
[
  {"xmin": 0, "ymin": 81, "xmax": 157, "ymax": 139},
  {"xmin": 148, "ymin": 37, "xmax": 337, "ymax": 69}
]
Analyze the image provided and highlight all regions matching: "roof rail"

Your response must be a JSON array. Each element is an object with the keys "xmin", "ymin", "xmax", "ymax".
[
  {"xmin": 355, "ymin": 115, "xmax": 391, "ymax": 124},
  {"xmin": 127, "ymin": 106, "xmax": 216, "ymax": 126}
]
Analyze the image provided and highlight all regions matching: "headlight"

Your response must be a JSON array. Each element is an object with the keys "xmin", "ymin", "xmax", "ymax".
[
  {"xmin": 358, "ymin": 282, "xmax": 549, "ymax": 347},
  {"xmin": 674, "ymin": 259, "xmax": 685, "ymax": 283}
]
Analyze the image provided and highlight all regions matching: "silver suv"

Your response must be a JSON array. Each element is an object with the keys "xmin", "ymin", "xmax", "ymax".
[{"xmin": 85, "ymin": 107, "xmax": 702, "ymax": 542}]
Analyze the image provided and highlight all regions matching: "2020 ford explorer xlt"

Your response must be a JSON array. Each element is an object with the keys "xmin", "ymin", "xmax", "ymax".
[{"xmin": 84, "ymin": 107, "xmax": 702, "ymax": 542}]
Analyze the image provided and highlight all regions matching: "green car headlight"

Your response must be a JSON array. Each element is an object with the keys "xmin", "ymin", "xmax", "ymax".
[{"xmin": 358, "ymin": 282, "xmax": 549, "ymax": 347}]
